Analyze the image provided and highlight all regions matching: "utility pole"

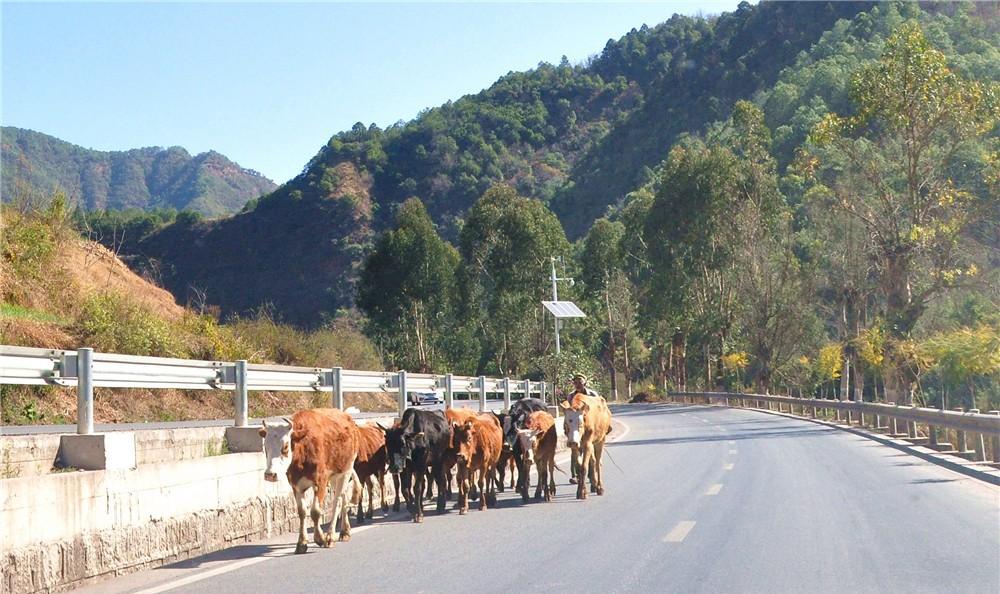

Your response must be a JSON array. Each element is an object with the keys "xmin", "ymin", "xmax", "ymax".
[{"xmin": 549, "ymin": 256, "xmax": 575, "ymax": 354}]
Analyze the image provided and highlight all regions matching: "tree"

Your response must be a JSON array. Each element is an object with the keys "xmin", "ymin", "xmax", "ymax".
[
  {"xmin": 459, "ymin": 185, "xmax": 571, "ymax": 376},
  {"xmin": 807, "ymin": 22, "xmax": 999, "ymax": 403},
  {"xmin": 357, "ymin": 198, "xmax": 460, "ymax": 372}
]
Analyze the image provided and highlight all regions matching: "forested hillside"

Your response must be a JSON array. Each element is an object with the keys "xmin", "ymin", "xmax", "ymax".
[
  {"xmin": 1, "ymin": 127, "xmax": 276, "ymax": 216},
  {"xmin": 121, "ymin": 1, "xmax": 873, "ymax": 322}
]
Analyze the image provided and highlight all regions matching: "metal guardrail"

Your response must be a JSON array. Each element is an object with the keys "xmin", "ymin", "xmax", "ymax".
[
  {"xmin": 0, "ymin": 345, "xmax": 548, "ymax": 435},
  {"xmin": 670, "ymin": 391, "xmax": 1000, "ymax": 465}
]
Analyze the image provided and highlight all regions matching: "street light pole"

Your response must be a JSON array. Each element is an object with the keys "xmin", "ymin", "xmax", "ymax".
[{"xmin": 550, "ymin": 257, "xmax": 561, "ymax": 354}]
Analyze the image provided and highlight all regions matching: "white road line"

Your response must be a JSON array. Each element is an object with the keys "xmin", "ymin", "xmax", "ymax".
[
  {"xmin": 662, "ymin": 521, "xmax": 697, "ymax": 543},
  {"xmin": 727, "ymin": 440, "xmax": 735, "ymax": 445},
  {"xmin": 724, "ymin": 463, "xmax": 734, "ymax": 470},
  {"xmin": 728, "ymin": 449, "xmax": 738, "ymax": 455},
  {"xmin": 705, "ymin": 484, "xmax": 723, "ymax": 496},
  {"xmin": 132, "ymin": 525, "xmax": 378, "ymax": 594}
]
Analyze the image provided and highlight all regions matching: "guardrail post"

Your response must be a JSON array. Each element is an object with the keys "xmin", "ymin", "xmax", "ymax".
[
  {"xmin": 503, "ymin": 378, "xmax": 511, "ymax": 411},
  {"xmin": 77, "ymin": 348, "xmax": 94, "ymax": 435},
  {"xmin": 332, "ymin": 367, "xmax": 344, "ymax": 410},
  {"xmin": 478, "ymin": 376, "xmax": 487, "ymax": 412},
  {"xmin": 953, "ymin": 407, "xmax": 968, "ymax": 454},
  {"xmin": 234, "ymin": 359, "xmax": 248, "ymax": 427},
  {"xmin": 540, "ymin": 381, "xmax": 547, "ymax": 405},
  {"xmin": 990, "ymin": 411, "xmax": 1000, "ymax": 463},
  {"xmin": 398, "ymin": 371, "xmax": 408, "ymax": 417},
  {"xmin": 523, "ymin": 379, "xmax": 531, "ymax": 402},
  {"xmin": 969, "ymin": 409, "xmax": 986, "ymax": 462},
  {"xmin": 445, "ymin": 373, "xmax": 454, "ymax": 409},
  {"xmin": 928, "ymin": 423, "xmax": 938, "ymax": 448}
]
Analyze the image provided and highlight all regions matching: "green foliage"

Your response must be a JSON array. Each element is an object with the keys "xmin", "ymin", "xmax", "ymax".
[
  {"xmin": 75, "ymin": 293, "xmax": 183, "ymax": 357},
  {"xmin": 459, "ymin": 185, "xmax": 571, "ymax": 375},
  {"xmin": 358, "ymin": 198, "xmax": 461, "ymax": 371}
]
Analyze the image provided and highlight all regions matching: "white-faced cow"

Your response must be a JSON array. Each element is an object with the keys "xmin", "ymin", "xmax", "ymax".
[
  {"xmin": 561, "ymin": 394, "xmax": 612, "ymax": 500},
  {"xmin": 260, "ymin": 408, "xmax": 360, "ymax": 553},
  {"xmin": 516, "ymin": 409, "xmax": 557, "ymax": 502}
]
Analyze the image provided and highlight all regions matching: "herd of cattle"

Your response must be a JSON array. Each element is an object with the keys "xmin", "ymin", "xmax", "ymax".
[{"xmin": 259, "ymin": 394, "xmax": 613, "ymax": 554}]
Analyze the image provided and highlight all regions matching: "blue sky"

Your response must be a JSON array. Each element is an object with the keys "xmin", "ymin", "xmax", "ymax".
[{"xmin": 3, "ymin": 2, "xmax": 740, "ymax": 184}]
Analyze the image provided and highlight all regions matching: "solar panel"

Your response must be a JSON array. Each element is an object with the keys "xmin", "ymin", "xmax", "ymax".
[{"xmin": 542, "ymin": 301, "xmax": 586, "ymax": 318}]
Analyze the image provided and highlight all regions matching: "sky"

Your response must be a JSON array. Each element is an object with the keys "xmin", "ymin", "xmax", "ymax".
[{"xmin": 2, "ymin": 2, "xmax": 741, "ymax": 184}]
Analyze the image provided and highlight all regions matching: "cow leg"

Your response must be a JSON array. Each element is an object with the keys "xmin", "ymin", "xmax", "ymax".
[
  {"xmin": 393, "ymin": 471, "xmax": 403, "ymax": 512},
  {"xmin": 577, "ymin": 442, "xmax": 592, "ymax": 500},
  {"xmin": 293, "ymin": 485, "xmax": 310, "ymax": 554},
  {"xmin": 533, "ymin": 452, "xmax": 543, "ymax": 500},
  {"xmin": 330, "ymin": 469, "xmax": 354, "ymax": 542},
  {"xmin": 457, "ymin": 462, "xmax": 469, "ymax": 515},
  {"xmin": 366, "ymin": 475, "xmax": 375, "ymax": 519},
  {"xmin": 477, "ymin": 468, "xmax": 486, "ymax": 511},
  {"xmin": 547, "ymin": 454, "xmax": 556, "ymax": 501},
  {"xmin": 425, "ymin": 470, "xmax": 434, "ymax": 500},
  {"xmin": 569, "ymin": 446, "xmax": 579, "ymax": 485},
  {"xmin": 311, "ymin": 476, "xmax": 330, "ymax": 547},
  {"xmin": 593, "ymin": 440, "xmax": 606, "ymax": 496},
  {"xmin": 509, "ymin": 457, "xmax": 516, "ymax": 490},
  {"xmin": 487, "ymin": 467, "xmax": 498, "ymax": 508},
  {"xmin": 412, "ymin": 467, "xmax": 425, "ymax": 523},
  {"xmin": 355, "ymin": 474, "xmax": 366, "ymax": 525},
  {"xmin": 521, "ymin": 457, "xmax": 532, "ymax": 503},
  {"xmin": 379, "ymin": 470, "xmax": 389, "ymax": 514},
  {"xmin": 434, "ymin": 463, "xmax": 448, "ymax": 513},
  {"xmin": 497, "ymin": 456, "xmax": 505, "ymax": 493}
]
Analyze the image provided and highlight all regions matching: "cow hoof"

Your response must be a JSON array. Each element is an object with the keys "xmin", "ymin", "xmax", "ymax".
[
  {"xmin": 459, "ymin": 508, "xmax": 467, "ymax": 516},
  {"xmin": 487, "ymin": 494, "xmax": 497, "ymax": 507},
  {"xmin": 414, "ymin": 515, "xmax": 423, "ymax": 524},
  {"xmin": 295, "ymin": 542, "xmax": 308, "ymax": 555},
  {"xmin": 569, "ymin": 477, "xmax": 577, "ymax": 484},
  {"xmin": 590, "ymin": 485, "xmax": 597, "ymax": 494},
  {"xmin": 596, "ymin": 486, "xmax": 605, "ymax": 496},
  {"xmin": 338, "ymin": 533, "xmax": 351, "ymax": 542},
  {"xmin": 393, "ymin": 503, "xmax": 400, "ymax": 512}
]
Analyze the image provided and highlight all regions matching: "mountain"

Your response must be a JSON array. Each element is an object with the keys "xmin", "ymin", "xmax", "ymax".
[
  {"xmin": 122, "ymin": 1, "xmax": 996, "ymax": 326},
  {"xmin": 1, "ymin": 127, "xmax": 276, "ymax": 216}
]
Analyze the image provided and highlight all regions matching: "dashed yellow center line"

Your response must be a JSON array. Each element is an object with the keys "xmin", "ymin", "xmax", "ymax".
[
  {"xmin": 705, "ymin": 484, "xmax": 723, "ymax": 496},
  {"xmin": 663, "ymin": 521, "xmax": 697, "ymax": 543}
]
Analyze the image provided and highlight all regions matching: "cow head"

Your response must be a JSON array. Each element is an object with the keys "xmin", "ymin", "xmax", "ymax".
[
  {"xmin": 451, "ymin": 420, "xmax": 477, "ymax": 465},
  {"xmin": 515, "ymin": 427, "xmax": 539, "ymax": 465},
  {"xmin": 561, "ymin": 399, "xmax": 588, "ymax": 446},
  {"xmin": 259, "ymin": 418, "xmax": 292, "ymax": 482},
  {"xmin": 381, "ymin": 423, "xmax": 408, "ymax": 473}
]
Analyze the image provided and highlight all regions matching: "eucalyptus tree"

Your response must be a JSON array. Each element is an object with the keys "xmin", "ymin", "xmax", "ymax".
[
  {"xmin": 458, "ymin": 185, "xmax": 571, "ymax": 376},
  {"xmin": 357, "ymin": 198, "xmax": 461, "ymax": 372},
  {"xmin": 806, "ymin": 22, "xmax": 999, "ymax": 404}
]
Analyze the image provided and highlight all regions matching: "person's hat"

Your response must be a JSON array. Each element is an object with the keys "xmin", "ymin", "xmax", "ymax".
[{"xmin": 572, "ymin": 372, "xmax": 587, "ymax": 382}]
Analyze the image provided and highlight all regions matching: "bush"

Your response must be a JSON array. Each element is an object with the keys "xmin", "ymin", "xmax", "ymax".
[{"xmin": 75, "ymin": 292, "xmax": 183, "ymax": 356}]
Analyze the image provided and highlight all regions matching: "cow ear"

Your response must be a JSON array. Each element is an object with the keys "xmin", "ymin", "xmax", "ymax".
[
  {"xmin": 464, "ymin": 420, "xmax": 474, "ymax": 431},
  {"xmin": 559, "ymin": 400, "xmax": 571, "ymax": 411},
  {"xmin": 452, "ymin": 421, "xmax": 461, "ymax": 431},
  {"xmin": 375, "ymin": 422, "xmax": 389, "ymax": 433},
  {"xmin": 282, "ymin": 416, "xmax": 292, "ymax": 426}
]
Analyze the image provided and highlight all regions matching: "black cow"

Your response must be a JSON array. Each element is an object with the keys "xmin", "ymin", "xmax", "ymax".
[
  {"xmin": 394, "ymin": 408, "xmax": 452, "ymax": 523},
  {"xmin": 504, "ymin": 398, "xmax": 548, "ymax": 491}
]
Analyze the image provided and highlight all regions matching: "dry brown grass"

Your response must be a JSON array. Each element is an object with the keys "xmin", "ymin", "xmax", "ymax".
[{"xmin": 65, "ymin": 239, "xmax": 186, "ymax": 320}]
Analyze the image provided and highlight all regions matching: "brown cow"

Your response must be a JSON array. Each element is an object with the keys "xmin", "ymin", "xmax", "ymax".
[
  {"xmin": 450, "ymin": 412, "xmax": 502, "ymax": 514},
  {"xmin": 515, "ymin": 410, "xmax": 557, "ymax": 502},
  {"xmin": 260, "ymin": 408, "xmax": 360, "ymax": 554},
  {"xmin": 560, "ymin": 394, "xmax": 612, "ymax": 500},
  {"xmin": 354, "ymin": 424, "xmax": 389, "ymax": 523}
]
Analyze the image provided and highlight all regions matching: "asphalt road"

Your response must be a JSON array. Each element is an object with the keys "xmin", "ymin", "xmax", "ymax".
[{"xmin": 77, "ymin": 403, "xmax": 1000, "ymax": 594}]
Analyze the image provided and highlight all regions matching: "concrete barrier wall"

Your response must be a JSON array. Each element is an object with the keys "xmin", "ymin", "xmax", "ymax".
[
  {"xmin": 1, "ymin": 416, "xmax": 402, "ymax": 593},
  {"xmin": 2, "ymin": 453, "xmax": 304, "ymax": 594}
]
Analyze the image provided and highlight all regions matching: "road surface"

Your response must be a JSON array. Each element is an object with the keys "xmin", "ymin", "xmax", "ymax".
[{"xmin": 77, "ymin": 403, "xmax": 1000, "ymax": 594}]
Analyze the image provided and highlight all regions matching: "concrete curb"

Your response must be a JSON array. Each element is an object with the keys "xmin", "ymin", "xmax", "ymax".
[{"xmin": 710, "ymin": 403, "xmax": 1000, "ymax": 487}]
